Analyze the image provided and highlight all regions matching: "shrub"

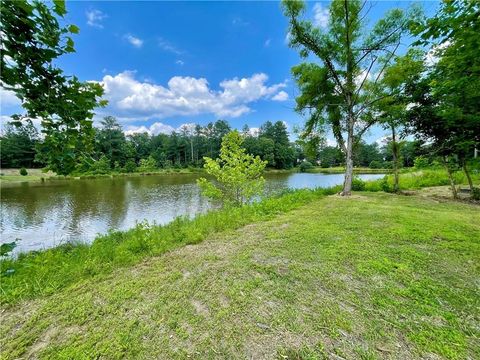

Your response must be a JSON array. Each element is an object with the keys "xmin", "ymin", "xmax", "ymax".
[
  {"xmin": 369, "ymin": 160, "xmax": 383, "ymax": 169},
  {"xmin": 197, "ymin": 131, "xmax": 267, "ymax": 207},
  {"xmin": 91, "ymin": 156, "xmax": 111, "ymax": 175},
  {"xmin": 414, "ymin": 156, "xmax": 430, "ymax": 169},
  {"xmin": 351, "ymin": 177, "xmax": 366, "ymax": 191},
  {"xmin": 472, "ymin": 187, "xmax": 480, "ymax": 201},
  {"xmin": 299, "ymin": 161, "xmax": 314, "ymax": 172},
  {"xmin": 138, "ymin": 156, "xmax": 157, "ymax": 172},
  {"xmin": 19, "ymin": 167, "xmax": 28, "ymax": 176},
  {"xmin": 124, "ymin": 160, "xmax": 137, "ymax": 173},
  {"xmin": 113, "ymin": 161, "xmax": 122, "ymax": 172},
  {"xmin": 380, "ymin": 176, "xmax": 393, "ymax": 193}
]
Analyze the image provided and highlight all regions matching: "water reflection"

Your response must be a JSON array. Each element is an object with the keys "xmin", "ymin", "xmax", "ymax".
[{"xmin": 1, "ymin": 172, "xmax": 384, "ymax": 253}]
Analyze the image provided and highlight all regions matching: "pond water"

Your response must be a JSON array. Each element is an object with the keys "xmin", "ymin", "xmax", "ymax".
[{"xmin": 1, "ymin": 172, "xmax": 384, "ymax": 254}]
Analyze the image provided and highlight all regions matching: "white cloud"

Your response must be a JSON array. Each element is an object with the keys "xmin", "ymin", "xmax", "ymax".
[
  {"xmin": 326, "ymin": 138, "xmax": 337, "ymax": 147},
  {"xmin": 158, "ymin": 38, "xmax": 183, "ymax": 55},
  {"xmin": 248, "ymin": 127, "xmax": 260, "ymax": 137},
  {"xmin": 285, "ymin": 31, "xmax": 292, "ymax": 45},
  {"xmin": 101, "ymin": 71, "xmax": 286, "ymax": 121},
  {"xmin": 272, "ymin": 91, "xmax": 289, "ymax": 102},
  {"xmin": 178, "ymin": 122, "xmax": 196, "ymax": 135},
  {"xmin": 425, "ymin": 40, "xmax": 451, "ymax": 66},
  {"xmin": 232, "ymin": 17, "xmax": 249, "ymax": 27},
  {"xmin": 313, "ymin": 3, "xmax": 329, "ymax": 29},
  {"xmin": 124, "ymin": 34, "xmax": 143, "ymax": 48},
  {"xmin": 99, "ymin": 71, "xmax": 286, "ymax": 120},
  {"xmin": 355, "ymin": 69, "xmax": 373, "ymax": 87},
  {"xmin": 124, "ymin": 122, "xmax": 176, "ymax": 136},
  {"xmin": 375, "ymin": 136, "xmax": 389, "ymax": 146},
  {"xmin": 86, "ymin": 9, "xmax": 107, "ymax": 28},
  {"xmin": 175, "ymin": 60, "xmax": 185, "ymax": 66},
  {"xmin": 264, "ymin": 39, "xmax": 271, "ymax": 47},
  {"xmin": 0, "ymin": 115, "xmax": 43, "ymax": 136},
  {"xmin": 0, "ymin": 87, "xmax": 21, "ymax": 107}
]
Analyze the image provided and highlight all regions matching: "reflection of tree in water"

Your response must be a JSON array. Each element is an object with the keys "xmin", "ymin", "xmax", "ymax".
[
  {"xmin": 65, "ymin": 178, "xmax": 128, "ymax": 235},
  {"xmin": 1, "ymin": 178, "xmax": 129, "ymax": 244},
  {"xmin": 3, "ymin": 173, "xmax": 366, "ymax": 252},
  {"xmin": 122, "ymin": 174, "xmax": 208, "ymax": 225},
  {"xmin": 1, "ymin": 181, "xmax": 70, "ymax": 231}
]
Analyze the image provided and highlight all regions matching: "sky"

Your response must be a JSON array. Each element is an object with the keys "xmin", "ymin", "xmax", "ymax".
[{"xmin": 0, "ymin": 0, "xmax": 439, "ymax": 144}]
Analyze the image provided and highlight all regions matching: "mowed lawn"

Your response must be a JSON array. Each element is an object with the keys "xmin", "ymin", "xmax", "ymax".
[{"xmin": 1, "ymin": 193, "xmax": 479, "ymax": 359}]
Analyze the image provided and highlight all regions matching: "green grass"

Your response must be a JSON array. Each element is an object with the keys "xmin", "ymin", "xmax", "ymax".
[
  {"xmin": 0, "ymin": 174, "xmax": 45, "ymax": 183},
  {"xmin": 1, "ymin": 193, "xmax": 478, "ymax": 359},
  {"xmin": 364, "ymin": 169, "xmax": 480, "ymax": 192},
  {"xmin": 0, "ymin": 187, "xmax": 340, "ymax": 305},
  {"xmin": 0, "ymin": 168, "xmax": 55, "ymax": 184}
]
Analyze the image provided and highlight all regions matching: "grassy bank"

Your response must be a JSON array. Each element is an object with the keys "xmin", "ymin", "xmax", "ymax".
[
  {"xmin": 1, "ymin": 192, "xmax": 479, "ymax": 359},
  {"xmin": 364, "ymin": 169, "xmax": 480, "ymax": 192},
  {"xmin": 0, "ymin": 168, "xmax": 206, "ymax": 185},
  {"xmin": 0, "ymin": 167, "xmax": 297, "ymax": 185},
  {"xmin": 0, "ymin": 168, "xmax": 55, "ymax": 183},
  {"xmin": 307, "ymin": 166, "xmax": 392, "ymax": 174},
  {"xmin": 0, "ymin": 187, "xmax": 339, "ymax": 305}
]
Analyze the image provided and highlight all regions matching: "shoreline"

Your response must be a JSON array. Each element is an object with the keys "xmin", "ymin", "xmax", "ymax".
[{"xmin": 0, "ymin": 166, "xmax": 393, "ymax": 186}]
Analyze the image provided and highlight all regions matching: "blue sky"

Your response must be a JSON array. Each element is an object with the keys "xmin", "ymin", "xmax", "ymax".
[{"xmin": 1, "ymin": 0, "xmax": 439, "ymax": 144}]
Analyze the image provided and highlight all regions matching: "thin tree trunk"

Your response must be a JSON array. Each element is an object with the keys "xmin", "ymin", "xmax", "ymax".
[
  {"xmin": 190, "ymin": 138, "xmax": 194, "ymax": 165},
  {"xmin": 443, "ymin": 155, "xmax": 458, "ymax": 199},
  {"xmin": 461, "ymin": 158, "xmax": 474, "ymax": 192},
  {"xmin": 342, "ymin": 119, "xmax": 354, "ymax": 196},
  {"xmin": 391, "ymin": 125, "xmax": 399, "ymax": 193}
]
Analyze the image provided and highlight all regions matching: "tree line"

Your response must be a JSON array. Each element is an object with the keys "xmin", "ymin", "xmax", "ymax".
[
  {"xmin": 1, "ymin": 115, "xmax": 428, "ymax": 173},
  {"xmin": 0, "ymin": 118, "xmax": 297, "ymax": 172}
]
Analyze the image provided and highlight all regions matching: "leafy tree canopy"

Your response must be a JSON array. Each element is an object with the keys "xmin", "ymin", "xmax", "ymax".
[{"xmin": 0, "ymin": 0, "xmax": 106, "ymax": 175}]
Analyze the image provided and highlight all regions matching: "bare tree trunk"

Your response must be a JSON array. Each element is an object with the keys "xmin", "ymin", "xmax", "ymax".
[
  {"xmin": 342, "ymin": 119, "xmax": 354, "ymax": 196},
  {"xmin": 443, "ymin": 155, "xmax": 458, "ymax": 199},
  {"xmin": 391, "ymin": 125, "xmax": 400, "ymax": 193},
  {"xmin": 190, "ymin": 138, "xmax": 194, "ymax": 165},
  {"xmin": 461, "ymin": 158, "xmax": 474, "ymax": 192}
]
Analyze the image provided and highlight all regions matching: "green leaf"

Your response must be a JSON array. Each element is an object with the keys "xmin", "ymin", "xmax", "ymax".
[
  {"xmin": 68, "ymin": 24, "xmax": 80, "ymax": 34},
  {"xmin": 0, "ymin": 242, "xmax": 17, "ymax": 256},
  {"xmin": 66, "ymin": 37, "xmax": 75, "ymax": 52},
  {"xmin": 53, "ymin": 0, "xmax": 67, "ymax": 16}
]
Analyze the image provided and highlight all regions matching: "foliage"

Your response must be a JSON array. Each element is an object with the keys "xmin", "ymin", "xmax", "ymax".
[
  {"xmin": 403, "ymin": 0, "xmax": 480, "ymax": 196},
  {"xmin": 91, "ymin": 156, "xmax": 111, "ymax": 175},
  {"xmin": 369, "ymin": 160, "xmax": 383, "ymax": 169},
  {"xmin": 472, "ymin": 187, "xmax": 480, "ymax": 201},
  {"xmin": 299, "ymin": 161, "xmax": 313, "ymax": 172},
  {"xmin": 197, "ymin": 131, "xmax": 267, "ymax": 206},
  {"xmin": 137, "ymin": 156, "xmax": 157, "ymax": 172},
  {"xmin": 2, "ymin": 118, "xmax": 300, "ymax": 174},
  {"xmin": 95, "ymin": 116, "xmax": 127, "ymax": 168},
  {"xmin": 282, "ymin": 0, "xmax": 417, "ymax": 195},
  {"xmin": 0, "ymin": 122, "xmax": 40, "ymax": 168},
  {"xmin": 414, "ymin": 156, "xmax": 430, "ymax": 169},
  {"xmin": 0, "ymin": 0, "xmax": 106, "ymax": 175},
  {"xmin": 0, "ymin": 242, "xmax": 17, "ymax": 257},
  {"xmin": 366, "ymin": 168, "xmax": 480, "ymax": 192},
  {"xmin": 124, "ymin": 159, "xmax": 137, "ymax": 173},
  {"xmin": 19, "ymin": 167, "xmax": 28, "ymax": 176},
  {"xmin": 351, "ymin": 177, "xmax": 366, "ymax": 191}
]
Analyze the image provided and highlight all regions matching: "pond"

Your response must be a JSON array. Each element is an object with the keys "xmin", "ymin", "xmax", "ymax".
[{"xmin": 0, "ymin": 172, "xmax": 385, "ymax": 254}]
